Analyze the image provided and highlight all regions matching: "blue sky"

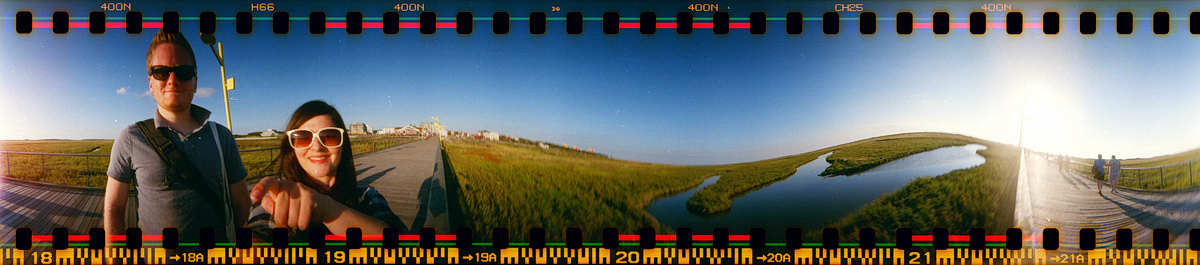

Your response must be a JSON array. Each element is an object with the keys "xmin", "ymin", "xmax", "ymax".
[{"xmin": 3, "ymin": 0, "xmax": 1200, "ymax": 165}]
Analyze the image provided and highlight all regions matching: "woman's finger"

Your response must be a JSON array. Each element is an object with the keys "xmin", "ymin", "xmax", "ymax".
[
  {"xmin": 287, "ymin": 181, "xmax": 302, "ymax": 229},
  {"xmin": 273, "ymin": 190, "xmax": 291, "ymax": 228},
  {"xmin": 262, "ymin": 194, "xmax": 275, "ymax": 213},
  {"xmin": 298, "ymin": 186, "xmax": 313, "ymax": 231},
  {"xmin": 249, "ymin": 177, "xmax": 275, "ymax": 202}
]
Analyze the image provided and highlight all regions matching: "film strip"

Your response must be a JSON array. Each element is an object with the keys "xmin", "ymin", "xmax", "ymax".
[
  {"xmin": 4, "ymin": 0, "xmax": 1200, "ymax": 264},
  {"xmin": 6, "ymin": 227, "xmax": 1200, "ymax": 264},
  {"xmin": 9, "ymin": 8, "xmax": 1200, "ymax": 36}
]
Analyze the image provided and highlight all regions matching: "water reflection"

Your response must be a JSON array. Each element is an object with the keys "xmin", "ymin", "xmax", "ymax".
[{"xmin": 647, "ymin": 144, "xmax": 987, "ymax": 239}]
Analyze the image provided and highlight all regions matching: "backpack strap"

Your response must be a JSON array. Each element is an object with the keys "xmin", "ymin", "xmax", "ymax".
[
  {"xmin": 135, "ymin": 119, "xmax": 228, "ymax": 226},
  {"xmin": 211, "ymin": 122, "xmax": 237, "ymax": 240}
]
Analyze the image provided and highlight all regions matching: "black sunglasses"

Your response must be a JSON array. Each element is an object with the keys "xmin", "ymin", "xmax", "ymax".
[{"xmin": 148, "ymin": 65, "xmax": 196, "ymax": 81}]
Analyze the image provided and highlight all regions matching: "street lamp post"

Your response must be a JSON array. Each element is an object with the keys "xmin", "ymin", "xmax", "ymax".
[{"xmin": 200, "ymin": 33, "xmax": 235, "ymax": 131}]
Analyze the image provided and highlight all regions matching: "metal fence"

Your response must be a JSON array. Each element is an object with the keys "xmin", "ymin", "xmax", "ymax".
[
  {"xmin": 1072, "ymin": 158, "xmax": 1200, "ymax": 190},
  {"xmin": 1, "ymin": 151, "xmax": 109, "ymax": 179},
  {"xmin": 0, "ymin": 135, "xmax": 416, "ymax": 187}
]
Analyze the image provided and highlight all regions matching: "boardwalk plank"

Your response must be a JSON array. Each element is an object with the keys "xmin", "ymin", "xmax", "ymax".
[
  {"xmin": 1019, "ymin": 152, "xmax": 1200, "ymax": 252},
  {"xmin": 72, "ymin": 191, "xmax": 100, "ymax": 234},
  {"xmin": 351, "ymin": 137, "xmax": 449, "ymax": 232},
  {"xmin": 44, "ymin": 190, "xmax": 74, "ymax": 234}
]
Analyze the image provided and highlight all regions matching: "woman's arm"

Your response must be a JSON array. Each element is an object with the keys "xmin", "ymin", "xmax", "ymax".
[
  {"xmin": 250, "ymin": 177, "xmax": 390, "ymax": 235},
  {"xmin": 311, "ymin": 194, "xmax": 390, "ymax": 235}
]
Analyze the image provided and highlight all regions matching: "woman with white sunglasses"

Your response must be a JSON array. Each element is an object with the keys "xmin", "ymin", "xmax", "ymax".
[{"xmin": 247, "ymin": 100, "xmax": 404, "ymax": 241}]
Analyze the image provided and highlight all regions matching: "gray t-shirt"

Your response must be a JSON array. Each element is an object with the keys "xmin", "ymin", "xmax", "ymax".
[{"xmin": 107, "ymin": 105, "xmax": 247, "ymax": 242}]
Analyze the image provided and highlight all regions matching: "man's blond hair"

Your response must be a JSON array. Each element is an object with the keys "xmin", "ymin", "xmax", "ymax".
[{"xmin": 145, "ymin": 30, "xmax": 197, "ymax": 74}]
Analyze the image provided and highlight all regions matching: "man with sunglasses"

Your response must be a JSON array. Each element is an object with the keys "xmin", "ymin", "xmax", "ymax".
[{"xmin": 103, "ymin": 30, "xmax": 251, "ymax": 246}]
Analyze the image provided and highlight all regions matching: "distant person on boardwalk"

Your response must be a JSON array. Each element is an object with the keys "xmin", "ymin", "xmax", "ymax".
[
  {"xmin": 247, "ymin": 100, "xmax": 404, "ymax": 241},
  {"xmin": 1107, "ymin": 155, "xmax": 1122, "ymax": 193},
  {"xmin": 103, "ymin": 30, "xmax": 251, "ymax": 246},
  {"xmin": 1093, "ymin": 154, "xmax": 1106, "ymax": 194}
]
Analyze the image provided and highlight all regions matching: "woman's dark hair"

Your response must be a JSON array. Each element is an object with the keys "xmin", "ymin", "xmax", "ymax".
[{"xmin": 276, "ymin": 100, "xmax": 357, "ymax": 206}]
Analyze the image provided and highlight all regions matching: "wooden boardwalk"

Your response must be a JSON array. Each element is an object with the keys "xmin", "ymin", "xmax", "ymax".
[
  {"xmin": 0, "ymin": 137, "xmax": 448, "ymax": 243},
  {"xmin": 0, "ymin": 177, "xmax": 137, "ymax": 244},
  {"xmin": 1017, "ymin": 152, "xmax": 1200, "ymax": 252},
  {"xmin": 352, "ymin": 137, "xmax": 450, "ymax": 233}
]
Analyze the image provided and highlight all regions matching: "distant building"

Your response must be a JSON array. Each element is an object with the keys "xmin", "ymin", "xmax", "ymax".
[
  {"xmin": 261, "ymin": 129, "xmax": 279, "ymax": 137},
  {"xmin": 420, "ymin": 120, "xmax": 447, "ymax": 138},
  {"xmin": 479, "ymin": 130, "xmax": 499, "ymax": 141},
  {"xmin": 349, "ymin": 122, "xmax": 369, "ymax": 135},
  {"xmin": 398, "ymin": 126, "xmax": 421, "ymax": 136},
  {"xmin": 538, "ymin": 143, "xmax": 549, "ymax": 149}
]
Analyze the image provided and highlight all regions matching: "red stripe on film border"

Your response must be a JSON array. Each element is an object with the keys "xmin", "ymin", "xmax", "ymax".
[
  {"xmin": 46, "ymin": 234, "xmax": 1040, "ymax": 243},
  {"xmin": 322, "ymin": 22, "xmax": 462, "ymax": 30},
  {"xmin": 689, "ymin": 22, "xmax": 748, "ymax": 29},
  {"xmin": 911, "ymin": 235, "xmax": 1013, "ymax": 242},
  {"xmin": 616, "ymin": 23, "xmax": 682, "ymax": 29},
  {"xmin": 31, "ymin": 21, "xmax": 1056, "ymax": 32}
]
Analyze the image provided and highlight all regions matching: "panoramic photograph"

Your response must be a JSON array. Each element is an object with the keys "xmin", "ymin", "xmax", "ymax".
[{"xmin": 1, "ymin": 0, "xmax": 1199, "ymax": 253}]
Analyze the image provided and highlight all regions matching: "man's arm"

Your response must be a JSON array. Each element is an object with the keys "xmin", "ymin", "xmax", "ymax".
[
  {"xmin": 218, "ymin": 125, "xmax": 250, "ymax": 227},
  {"xmin": 103, "ymin": 177, "xmax": 130, "ymax": 247},
  {"xmin": 230, "ymin": 180, "xmax": 251, "ymax": 228}
]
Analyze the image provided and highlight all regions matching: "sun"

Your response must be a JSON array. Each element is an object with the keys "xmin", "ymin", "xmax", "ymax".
[{"xmin": 1019, "ymin": 90, "xmax": 1081, "ymax": 156}]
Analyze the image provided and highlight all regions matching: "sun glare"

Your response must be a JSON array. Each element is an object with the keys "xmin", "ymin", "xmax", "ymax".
[{"xmin": 1019, "ymin": 89, "xmax": 1082, "ymax": 156}]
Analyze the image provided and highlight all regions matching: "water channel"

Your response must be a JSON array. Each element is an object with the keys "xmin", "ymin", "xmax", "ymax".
[{"xmin": 647, "ymin": 144, "xmax": 987, "ymax": 239}]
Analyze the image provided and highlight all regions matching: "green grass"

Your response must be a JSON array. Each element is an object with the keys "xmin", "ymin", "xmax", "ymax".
[
  {"xmin": 687, "ymin": 132, "xmax": 981, "ymax": 216},
  {"xmin": 824, "ymin": 142, "xmax": 1019, "ymax": 242},
  {"xmin": 683, "ymin": 153, "xmax": 822, "ymax": 216},
  {"xmin": 0, "ymin": 136, "xmax": 418, "ymax": 188},
  {"xmin": 442, "ymin": 132, "xmax": 1011, "ymax": 241},
  {"xmin": 820, "ymin": 137, "xmax": 972, "ymax": 176},
  {"xmin": 442, "ymin": 139, "xmax": 715, "ymax": 241}
]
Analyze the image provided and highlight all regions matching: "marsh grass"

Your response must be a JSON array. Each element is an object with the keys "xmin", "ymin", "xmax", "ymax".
[
  {"xmin": 443, "ymin": 139, "xmax": 715, "ymax": 241},
  {"xmin": 687, "ymin": 133, "xmax": 981, "ymax": 216},
  {"xmin": 824, "ymin": 142, "xmax": 1019, "ymax": 242},
  {"xmin": 820, "ymin": 137, "xmax": 972, "ymax": 176},
  {"xmin": 442, "ymin": 132, "xmax": 1013, "ymax": 241}
]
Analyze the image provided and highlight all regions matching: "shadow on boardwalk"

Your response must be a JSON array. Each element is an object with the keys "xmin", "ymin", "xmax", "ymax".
[
  {"xmin": 1018, "ymin": 152, "xmax": 1200, "ymax": 252},
  {"xmin": 352, "ymin": 137, "xmax": 450, "ymax": 233}
]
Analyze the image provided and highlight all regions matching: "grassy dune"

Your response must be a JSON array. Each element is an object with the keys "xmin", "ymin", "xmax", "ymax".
[
  {"xmin": 820, "ymin": 137, "xmax": 973, "ymax": 176},
  {"xmin": 0, "ymin": 136, "xmax": 416, "ymax": 188},
  {"xmin": 442, "ymin": 132, "xmax": 1013, "ymax": 241}
]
